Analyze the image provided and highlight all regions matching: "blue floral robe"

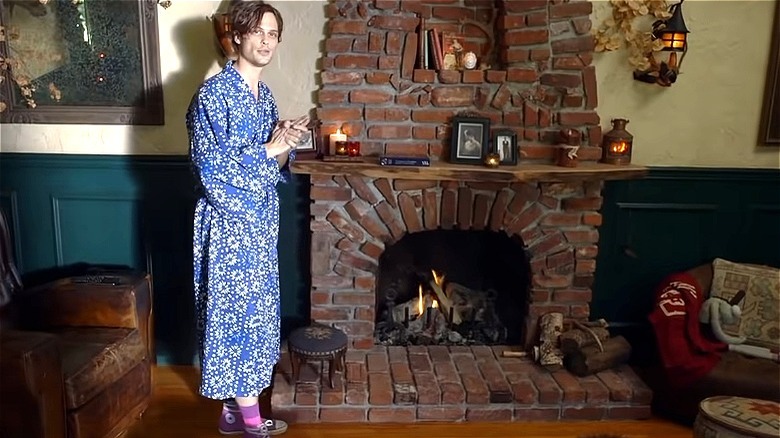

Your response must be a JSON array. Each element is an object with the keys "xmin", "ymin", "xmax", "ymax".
[{"xmin": 186, "ymin": 61, "xmax": 294, "ymax": 399}]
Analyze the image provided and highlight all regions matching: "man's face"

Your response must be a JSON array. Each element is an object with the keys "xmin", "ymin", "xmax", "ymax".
[{"xmin": 234, "ymin": 12, "xmax": 279, "ymax": 68}]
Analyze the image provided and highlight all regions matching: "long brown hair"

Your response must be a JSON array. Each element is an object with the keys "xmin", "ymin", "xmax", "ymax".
[{"xmin": 230, "ymin": 1, "xmax": 284, "ymax": 44}]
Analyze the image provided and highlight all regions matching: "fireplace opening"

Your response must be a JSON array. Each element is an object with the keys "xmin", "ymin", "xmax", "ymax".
[{"xmin": 374, "ymin": 229, "xmax": 530, "ymax": 346}]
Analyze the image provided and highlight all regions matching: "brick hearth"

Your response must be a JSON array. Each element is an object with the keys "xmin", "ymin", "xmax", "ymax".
[{"xmin": 271, "ymin": 344, "xmax": 652, "ymax": 423}]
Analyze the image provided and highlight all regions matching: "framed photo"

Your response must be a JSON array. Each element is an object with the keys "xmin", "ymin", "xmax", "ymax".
[
  {"xmin": 493, "ymin": 129, "xmax": 518, "ymax": 165},
  {"xmin": 450, "ymin": 116, "xmax": 490, "ymax": 164},
  {"xmin": 295, "ymin": 126, "xmax": 319, "ymax": 159},
  {"xmin": 759, "ymin": 2, "xmax": 779, "ymax": 145}
]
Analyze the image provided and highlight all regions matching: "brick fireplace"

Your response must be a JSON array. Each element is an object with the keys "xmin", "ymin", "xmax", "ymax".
[
  {"xmin": 305, "ymin": 175, "xmax": 603, "ymax": 350},
  {"xmin": 271, "ymin": 0, "xmax": 652, "ymax": 423}
]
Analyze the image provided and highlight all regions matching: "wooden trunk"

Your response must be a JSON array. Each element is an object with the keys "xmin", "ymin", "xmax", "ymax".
[{"xmin": 564, "ymin": 335, "xmax": 632, "ymax": 377}]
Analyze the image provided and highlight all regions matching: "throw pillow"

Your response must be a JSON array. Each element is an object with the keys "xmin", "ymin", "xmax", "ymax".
[{"xmin": 710, "ymin": 258, "xmax": 780, "ymax": 350}]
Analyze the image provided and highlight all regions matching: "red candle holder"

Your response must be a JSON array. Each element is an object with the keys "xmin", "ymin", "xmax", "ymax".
[{"xmin": 347, "ymin": 141, "xmax": 361, "ymax": 157}]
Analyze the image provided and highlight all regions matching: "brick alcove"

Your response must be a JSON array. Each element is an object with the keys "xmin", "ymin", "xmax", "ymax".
[{"xmin": 316, "ymin": 0, "xmax": 601, "ymax": 161}]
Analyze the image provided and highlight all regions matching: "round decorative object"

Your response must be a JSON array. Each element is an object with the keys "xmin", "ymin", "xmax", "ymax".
[
  {"xmin": 484, "ymin": 152, "xmax": 500, "ymax": 168},
  {"xmin": 463, "ymin": 51, "xmax": 478, "ymax": 70},
  {"xmin": 693, "ymin": 396, "xmax": 780, "ymax": 438}
]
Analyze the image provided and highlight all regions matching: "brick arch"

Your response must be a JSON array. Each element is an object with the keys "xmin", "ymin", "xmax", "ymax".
[{"xmin": 310, "ymin": 175, "xmax": 602, "ymax": 349}]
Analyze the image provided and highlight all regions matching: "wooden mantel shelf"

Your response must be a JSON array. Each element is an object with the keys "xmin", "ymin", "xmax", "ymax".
[{"xmin": 291, "ymin": 158, "xmax": 648, "ymax": 183}]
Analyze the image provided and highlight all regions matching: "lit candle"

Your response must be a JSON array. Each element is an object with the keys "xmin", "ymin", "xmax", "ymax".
[{"xmin": 329, "ymin": 128, "xmax": 347, "ymax": 154}]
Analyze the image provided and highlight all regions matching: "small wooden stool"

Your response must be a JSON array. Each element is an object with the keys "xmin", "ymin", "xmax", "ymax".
[
  {"xmin": 694, "ymin": 396, "xmax": 780, "ymax": 438},
  {"xmin": 288, "ymin": 324, "xmax": 347, "ymax": 388}
]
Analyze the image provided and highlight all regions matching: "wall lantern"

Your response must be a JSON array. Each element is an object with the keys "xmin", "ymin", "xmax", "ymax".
[
  {"xmin": 601, "ymin": 119, "xmax": 633, "ymax": 165},
  {"xmin": 633, "ymin": 0, "xmax": 690, "ymax": 87},
  {"xmin": 213, "ymin": 12, "xmax": 238, "ymax": 60}
]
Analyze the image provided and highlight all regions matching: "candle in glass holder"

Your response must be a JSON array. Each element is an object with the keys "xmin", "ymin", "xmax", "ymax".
[
  {"xmin": 347, "ymin": 141, "xmax": 361, "ymax": 157},
  {"xmin": 335, "ymin": 141, "xmax": 348, "ymax": 156},
  {"xmin": 329, "ymin": 128, "xmax": 347, "ymax": 154},
  {"xmin": 484, "ymin": 152, "xmax": 500, "ymax": 168}
]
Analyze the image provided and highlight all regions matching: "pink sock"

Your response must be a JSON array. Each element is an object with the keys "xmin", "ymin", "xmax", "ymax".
[{"xmin": 238, "ymin": 403, "xmax": 262, "ymax": 429}]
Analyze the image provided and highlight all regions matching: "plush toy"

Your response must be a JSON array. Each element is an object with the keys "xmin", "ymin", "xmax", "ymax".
[{"xmin": 699, "ymin": 297, "xmax": 747, "ymax": 345}]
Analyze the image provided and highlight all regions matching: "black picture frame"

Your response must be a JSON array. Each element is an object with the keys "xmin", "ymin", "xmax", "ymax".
[
  {"xmin": 450, "ymin": 116, "xmax": 490, "ymax": 164},
  {"xmin": 294, "ymin": 126, "xmax": 319, "ymax": 159},
  {"xmin": 759, "ymin": 1, "xmax": 780, "ymax": 146},
  {"xmin": 0, "ymin": 0, "xmax": 164, "ymax": 125},
  {"xmin": 493, "ymin": 129, "xmax": 518, "ymax": 165}
]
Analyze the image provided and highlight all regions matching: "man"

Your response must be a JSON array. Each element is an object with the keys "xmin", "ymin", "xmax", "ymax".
[{"xmin": 186, "ymin": 1, "xmax": 308, "ymax": 437}]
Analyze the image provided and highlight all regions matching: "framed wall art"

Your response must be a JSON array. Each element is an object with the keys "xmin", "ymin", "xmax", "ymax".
[
  {"xmin": 294, "ymin": 126, "xmax": 320, "ymax": 159},
  {"xmin": 759, "ymin": 1, "xmax": 779, "ymax": 145},
  {"xmin": 493, "ymin": 129, "xmax": 518, "ymax": 165},
  {"xmin": 0, "ymin": 0, "xmax": 164, "ymax": 125},
  {"xmin": 450, "ymin": 116, "xmax": 490, "ymax": 165}
]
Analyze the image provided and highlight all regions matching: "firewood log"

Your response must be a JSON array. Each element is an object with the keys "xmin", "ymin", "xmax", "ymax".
[
  {"xmin": 538, "ymin": 312, "xmax": 564, "ymax": 370},
  {"xmin": 429, "ymin": 279, "xmax": 462, "ymax": 324},
  {"xmin": 564, "ymin": 335, "xmax": 632, "ymax": 377},
  {"xmin": 559, "ymin": 327, "xmax": 610, "ymax": 355}
]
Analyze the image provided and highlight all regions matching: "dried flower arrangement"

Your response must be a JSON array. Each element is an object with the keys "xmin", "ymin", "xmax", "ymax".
[{"xmin": 593, "ymin": 0, "xmax": 673, "ymax": 71}]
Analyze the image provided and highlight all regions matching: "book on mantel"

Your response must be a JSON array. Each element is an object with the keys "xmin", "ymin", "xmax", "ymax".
[{"xmin": 378, "ymin": 155, "xmax": 431, "ymax": 167}]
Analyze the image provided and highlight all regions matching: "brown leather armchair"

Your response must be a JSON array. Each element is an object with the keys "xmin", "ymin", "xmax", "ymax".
[{"xmin": 0, "ymin": 210, "xmax": 154, "ymax": 438}]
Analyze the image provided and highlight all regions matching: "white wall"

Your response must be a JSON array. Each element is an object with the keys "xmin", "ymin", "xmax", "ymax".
[{"xmin": 1, "ymin": 0, "xmax": 778, "ymax": 169}]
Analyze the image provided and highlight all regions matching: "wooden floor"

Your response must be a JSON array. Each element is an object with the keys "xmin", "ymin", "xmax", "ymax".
[{"xmin": 126, "ymin": 366, "xmax": 693, "ymax": 438}]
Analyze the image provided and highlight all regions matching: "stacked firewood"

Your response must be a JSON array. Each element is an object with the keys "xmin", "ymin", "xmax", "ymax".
[{"xmin": 532, "ymin": 312, "xmax": 632, "ymax": 376}]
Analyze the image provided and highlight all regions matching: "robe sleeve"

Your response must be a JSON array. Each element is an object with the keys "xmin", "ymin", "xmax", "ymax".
[
  {"xmin": 187, "ymin": 88, "xmax": 269, "ymax": 223},
  {"xmin": 267, "ymin": 93, "xmax": 296, "ymax": 184}
]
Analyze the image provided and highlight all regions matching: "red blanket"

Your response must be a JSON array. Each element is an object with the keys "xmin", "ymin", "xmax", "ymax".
[{"xmin": 648, "ymin": 272, "xmax": 726, "ymax": 387}]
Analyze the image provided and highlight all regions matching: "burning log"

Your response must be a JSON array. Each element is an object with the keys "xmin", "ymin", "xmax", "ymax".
[
  {"xmin": 430, "ymin": 279, "xmax": 462, "ymax": 324},
  {"xmin": 538, "ymin": 312, "xmax": 564, "ymax": 371},
  {"xmin": 564, "ymin": 335, "xmax": 632, "ymax": 377}
]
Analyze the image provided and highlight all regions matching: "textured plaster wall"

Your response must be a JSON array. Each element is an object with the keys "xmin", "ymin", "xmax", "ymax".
[{"xmin": 0, "ymin": 0, "xmax": 777, "ymax": 169}]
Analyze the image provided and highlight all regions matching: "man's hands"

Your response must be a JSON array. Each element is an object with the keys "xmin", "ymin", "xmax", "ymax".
[
  {"xmin": 266, "ymin": 114, "xmax": 311, "ymax": 158},
  {"xmin": 266, "ymin": 114, "xmax": 311, "ymax": 167}
]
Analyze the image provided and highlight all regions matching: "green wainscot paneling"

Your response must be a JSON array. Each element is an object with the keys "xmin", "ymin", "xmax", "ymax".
[
  {"xmin": 3, "ymin": 155, "xmax": 778, "ymax": 365},
  {"xmin": 0, "ymin": 153, "xmax": 312, "ymax": 365},
  {"xmin": 592, "ymin": 167, "xmax": 780, "ymax": 359}
]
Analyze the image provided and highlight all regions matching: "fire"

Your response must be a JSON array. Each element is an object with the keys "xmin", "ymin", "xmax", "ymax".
[
  {"xmin": 610, "ymin": 141, "xmax": 628, "ymax": 153},
  {"xmin": 417, "ymin": 285, "xmax": 424, "ymax": 316},
  {"xmin": 431, "ymin": 269, "xmax": 445, "ymax": 286}
]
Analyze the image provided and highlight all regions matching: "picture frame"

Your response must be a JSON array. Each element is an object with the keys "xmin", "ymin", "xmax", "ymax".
[
  {"xmin": 759, "ymin": 1, "xmax": 779, "ymax": 145},
  {"xmin": 493, "ymin": 129, "xmax": 518, "ymax": 165},
  {"xmin": 294, "ymin": 126, "xmax": 319, "ymax": 159},
  {"xmin": 450, "ymin": 116, "xmax": 490, "ymax": 165},
  {"xmin": 0, "ymin": 0, "xmax": 164, "ymax": 125}
]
